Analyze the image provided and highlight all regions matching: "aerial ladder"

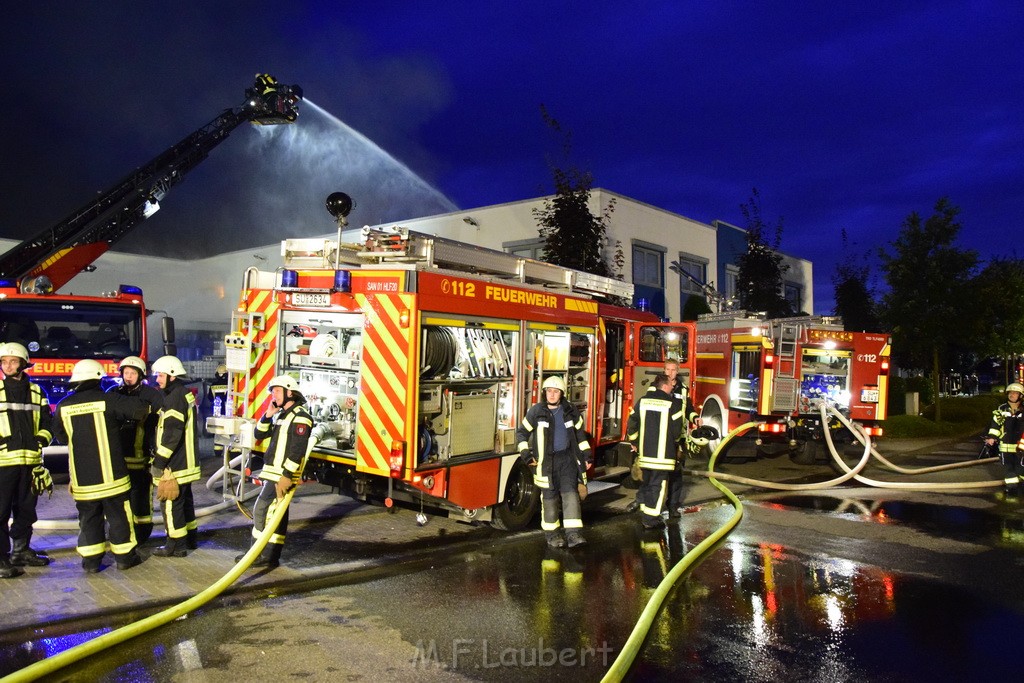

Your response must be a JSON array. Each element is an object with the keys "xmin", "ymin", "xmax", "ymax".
[{"xmin": 0, "ymin": 74, "xmax": 302, "ymax": 293}]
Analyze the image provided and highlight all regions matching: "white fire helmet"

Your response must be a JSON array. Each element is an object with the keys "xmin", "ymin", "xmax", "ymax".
[
  {"xmin": 0, "ymin": 342, "xmax": 32, "ymax": 366},
  {"xmin": 542, "ymin": 376, "xmax": 566, "ymax": 393},
  {"xmin": 118, "ymin": 356, "xmax": 147, "ymax": 375},
  {"xmin": 268, "ymin": 375, "xmax": 300, "ymax": 393},
  {"xmin": 151, "ymin": 355, "xmax": 187, "ymax": 378},
  {"xmin": 1007, "ymin": 383, "xmax": 1024, "ymax": 394},
  {"xmin": 70, "ymin": 359, "xmax": 105, "ymax": 383}
]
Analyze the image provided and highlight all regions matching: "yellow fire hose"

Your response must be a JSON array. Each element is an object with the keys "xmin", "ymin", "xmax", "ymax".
[
  {"xmin": 600, "ymin": 421, "xmax": 758, "ymax": 682},
  {"xmin": 0, "ymin": 432, "xmax": 324, "ymax": 683},
  {"xmin": 604, "ymin": 403, "xmax": 1010, "ymax": 680}
]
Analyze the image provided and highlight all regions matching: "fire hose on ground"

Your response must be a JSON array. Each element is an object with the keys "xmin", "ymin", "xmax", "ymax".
[
  {"xmin": 0, "ymin": 425, "xmax": 330, "ymax": 683},
  {"xmin": 603, "ymin": 402, "xmax": 1009, "ymax": 681}
]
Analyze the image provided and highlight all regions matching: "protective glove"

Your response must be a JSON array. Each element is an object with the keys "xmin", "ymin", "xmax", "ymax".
[
  {"xmin": 577, "ymin": 482, "xmax": 588, "ymax": 501},
  {"xmin": 30, "ymin": 465, "xmax": 54, "ymax": 498},
  {"xmin": 156, "ymin": 469, "xmax": 180, "ymax": 502},
  {"xmin": 275, "ymin": 475, "xmax": 294, "ymax": 500}
]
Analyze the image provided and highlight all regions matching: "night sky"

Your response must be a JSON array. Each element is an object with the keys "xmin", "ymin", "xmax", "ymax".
[{"xmin": 2, "ymin": 2, "xmax": 1021, "ymax": 314}]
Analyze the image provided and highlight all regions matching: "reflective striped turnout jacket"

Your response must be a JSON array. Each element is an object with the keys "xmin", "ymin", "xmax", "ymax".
[{"xmin": 0, "ymin": 375, "xmax": 53, "ymax": 467}]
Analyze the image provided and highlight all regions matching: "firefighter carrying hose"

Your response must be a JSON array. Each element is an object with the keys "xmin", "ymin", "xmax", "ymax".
[
  {"xmin": 52, "ymin": 359, "xmax": 152, "ymax": 572},
  {"xmin": 150, "ymin": 355, "xmax": 201, "ymax": 557},
  {"xmin": 516, "ymin": 375, "xmax": 590, "ymax": 548},
  {"xmin": 627, "ymin": 373, "xmax": 685, "ymax": 530},
  {"xmin": 235, "ymin": 375, "xmax": 312, "ymax": 569},
  {"xmin": 0, "ymin": 342, "xmax": 53, "ymax": 577},
  {"xmin": 111, "ymin": 356, "xmax": 164, "ymax": 543}
]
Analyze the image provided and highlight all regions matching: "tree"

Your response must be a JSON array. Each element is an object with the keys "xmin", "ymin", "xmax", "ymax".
[
  {"xmin": 735, "ymin": 189, "xmax": 791, "ymax": 317},
  {"xmin": 969, "ymin": 258, "xmax": 1024, "ymax": 385},
  {"xmin": 532, "ymin": 106, "xmax": 617, "ymax": 279},
  {"xmin": 832, "ymin": 229, "xmax": 881, "ymax": 332},
  {"xmin": 682, "ymin": 295, "xmax": 713, "ymax": 321},
  {"xmin": 879, "ymin": 197, "xmax": 978, "ymax": 421}
]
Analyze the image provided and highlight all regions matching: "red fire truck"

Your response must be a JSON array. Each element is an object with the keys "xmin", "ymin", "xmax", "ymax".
[
  {"xmin": 211, "ymin": 198, "xmax": 688, "ymax": 530},
  {"xmin": 689, "ymin": 311, "xmax": 891, "ymax": 461}
]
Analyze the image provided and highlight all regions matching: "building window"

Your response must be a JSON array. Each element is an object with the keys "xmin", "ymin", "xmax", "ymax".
[
  {"xmin": 503, "ymin": 238, "xmax": 545, "ymax": 260},
  {"xmin": 725, "ymin": 265, "xmax": 739, "ymax": 300},
  {"xmin": 784, "ymin": 281, "xmax": 802, "ymax": 312},
  {"xmin": 632, "ymin": 244, "xmax": 663, "ymax": 287},
  {"xmin": 674, "ymin": 253, "xmax": 708, "ymax": 294}
]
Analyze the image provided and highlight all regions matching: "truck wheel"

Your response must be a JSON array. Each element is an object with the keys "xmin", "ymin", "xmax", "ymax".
[{"xmin": 491, "ymin": 460, "xmax": 539, "ymax": 531}]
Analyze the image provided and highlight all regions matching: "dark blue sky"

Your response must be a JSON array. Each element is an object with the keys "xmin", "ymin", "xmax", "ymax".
[{"xmin": 2, "ymin": 2, "xmax": 1021, "ymax": 314}]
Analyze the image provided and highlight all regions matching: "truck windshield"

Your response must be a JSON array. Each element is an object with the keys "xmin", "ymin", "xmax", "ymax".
[{"xmin": 0, "ymin": 299, "xmax": 142, "ymax": 359}]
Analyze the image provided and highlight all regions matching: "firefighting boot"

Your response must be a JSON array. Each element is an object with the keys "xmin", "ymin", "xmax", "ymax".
[
  {"xmin": 134, "ymin": 522, "xmax": 154, "ymax": 545},
  {"xmin": 251, "ymin": 543, "xmax": 282, "ymax": 569},
  {"xmin": 81, "ymin": 555, "xmax": 103, "ymax": 573},
  {"xmin": 565, "ymin": 530, "xmax": 586, "ymax": 548},
  {"xmin": 115, "ymin": 549, "xmax": 143, "ymax": 571},
  {"xmin": 152, "ymin": 538, "xmax": 187, "ymax": 558},
  {"xmin": 545, "ymin": 531, "xmax": 566, "ymax": 548},
  {"xmin": 185, "ymin": 528, "xmax": 199, "ymax": 550},
  {"xmin": 10, "ymin": 536, "xmax": 50, "ymax": 567},
  {"xmin": 0, "ymin": 557, "xmax": 25, "ymax": 579}
]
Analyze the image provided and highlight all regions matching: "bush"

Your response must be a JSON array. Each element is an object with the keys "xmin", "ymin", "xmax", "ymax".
[{"xmin": 884, "ymin": 394, "xmax": 999, "ymax": 439}]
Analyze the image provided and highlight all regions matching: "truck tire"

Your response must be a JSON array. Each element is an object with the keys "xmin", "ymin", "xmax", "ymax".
[{"xmin": 491, "ymin": 460, "xmax": 539, "ymax": 531}]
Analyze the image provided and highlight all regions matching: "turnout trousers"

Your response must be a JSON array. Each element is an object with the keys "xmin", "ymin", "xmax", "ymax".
[
  {"xmin": 251, "ymin": 481, "xmax": 289, "ymax": 545},
  {"xmin": 0, "ymin": 465, "xmax": 37, "ymax": 556},
  {"xmin": 75, "ymin": 492, "xmax": 136, "ymax": 559},
  {"xmin": 160, "ymin": 483, "xmax": 197, "ymax": 540},
  {"xmin": 540, "ymin": 450, "xmax": 583, "ymax": 532}
]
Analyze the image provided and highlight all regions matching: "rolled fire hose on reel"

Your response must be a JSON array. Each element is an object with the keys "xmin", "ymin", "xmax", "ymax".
[{"xmin": 0, "ymin": 424, "xmax": 333, "ymax": 683}]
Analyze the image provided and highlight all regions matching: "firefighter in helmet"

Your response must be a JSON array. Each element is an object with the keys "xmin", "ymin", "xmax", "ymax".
[
  {"xmin": 236, "ymin": 374, "xmax": 312, "ymax": 569},
  {"xmin": 149, "ymin": 355, "xmax": 201, "ymax": 557},
  {"xmin": 988, "ymin": 382, "xmax": 1024, "ymax": 495},
  {"xmin": 0, "ymin": 342, "xmax": 53, "ymax": 577},
  {"xmin": 111, "ymin": 356, "xmax": 163, "ymax": 543},
  {"xmin": 627, "ymin": 373, "xmax": 685, "ymax": 530},
  {"xmin": 52, "ymin": 359, "xmax": 150, "ymax": 572},
  {"xmin": 515, "ymin": 375, "xmax": 591, "ymax": 548}
]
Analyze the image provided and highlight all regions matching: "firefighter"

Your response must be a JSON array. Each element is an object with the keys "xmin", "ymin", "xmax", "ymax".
[
  {"xmin": 111, "ymin": 356, "xmax": 163, "ymax": 543},
  {"xmin": 149, "ymin": 355, "xmax": 201, "ymax": 557},
  {"xmin": 52, "ymin": 359, "xmax": 150, "ymax": 572},
  {"xmin": 0, "ymin": 341, "xmax": 54, "ymax": 577},
  {"xmin": 235, "ymin": 375, "xmax": 312, "ymax": 569},
  {"xmin": 627, "ymin": 373, "xmax": 685, "ymax": 530},
  {"xmin": 627, "ymin": 357, "xmax": 699, "ymax": 515},
  {"xmin": 516, "ymin": 375, "xmax": 590, "ymax": 548},
  {"xmin": 987, "ymin": 382, "xmax": 1024, "ymax": 494}
]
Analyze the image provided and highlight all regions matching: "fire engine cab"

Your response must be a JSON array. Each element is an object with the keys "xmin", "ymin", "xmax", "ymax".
[
  {"xmin": 210, "ymin": 194, "xmax": 688, "ymax": 530},
  {"xmin": 691, "ymin": 311, "xmax": 891, "ymax": 461}
]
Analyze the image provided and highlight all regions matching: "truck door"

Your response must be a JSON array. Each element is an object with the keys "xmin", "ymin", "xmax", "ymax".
[{"xmin": 627, "ymin": 322, "xmax": 695, "ymax": 407}]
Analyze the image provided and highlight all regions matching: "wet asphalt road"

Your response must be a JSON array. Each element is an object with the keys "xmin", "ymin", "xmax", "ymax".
[{"xmin": 6, "ymin": 439, "xmax": 1024, "ymax": 682}]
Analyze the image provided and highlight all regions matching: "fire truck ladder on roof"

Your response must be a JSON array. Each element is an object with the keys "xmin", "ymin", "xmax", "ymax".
[{"xmin": 284, "ymin": 228, "xmax": 630, "ymax": 301}]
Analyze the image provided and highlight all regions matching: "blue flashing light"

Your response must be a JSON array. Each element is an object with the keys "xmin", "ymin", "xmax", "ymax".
[
  {"xmin": 637, "ymin": 298, "xmax": 650, "ymax": 312},
  {"xmin": 118, "ymin": 284, "xmax": 144, "ymax": 296},
  {"xmin": 0, "ymin": 278, "xmax": 17, "ymax": 288},
  {"xmin": 280, "ymin": 269, "xmax": 298, "ymax": 288},
  {"xmin": 334, "ymin": 270, "xmax": 351, "ymax": 292}
]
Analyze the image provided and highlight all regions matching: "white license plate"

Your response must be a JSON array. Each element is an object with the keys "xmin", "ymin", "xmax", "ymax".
[
  {"xmin": 861, "ymin": 389, "xmax": 879, "ymax": 403},
  {"xmin": 293, "ymin": 292, "xmax": 331, "ymax": 307}
]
